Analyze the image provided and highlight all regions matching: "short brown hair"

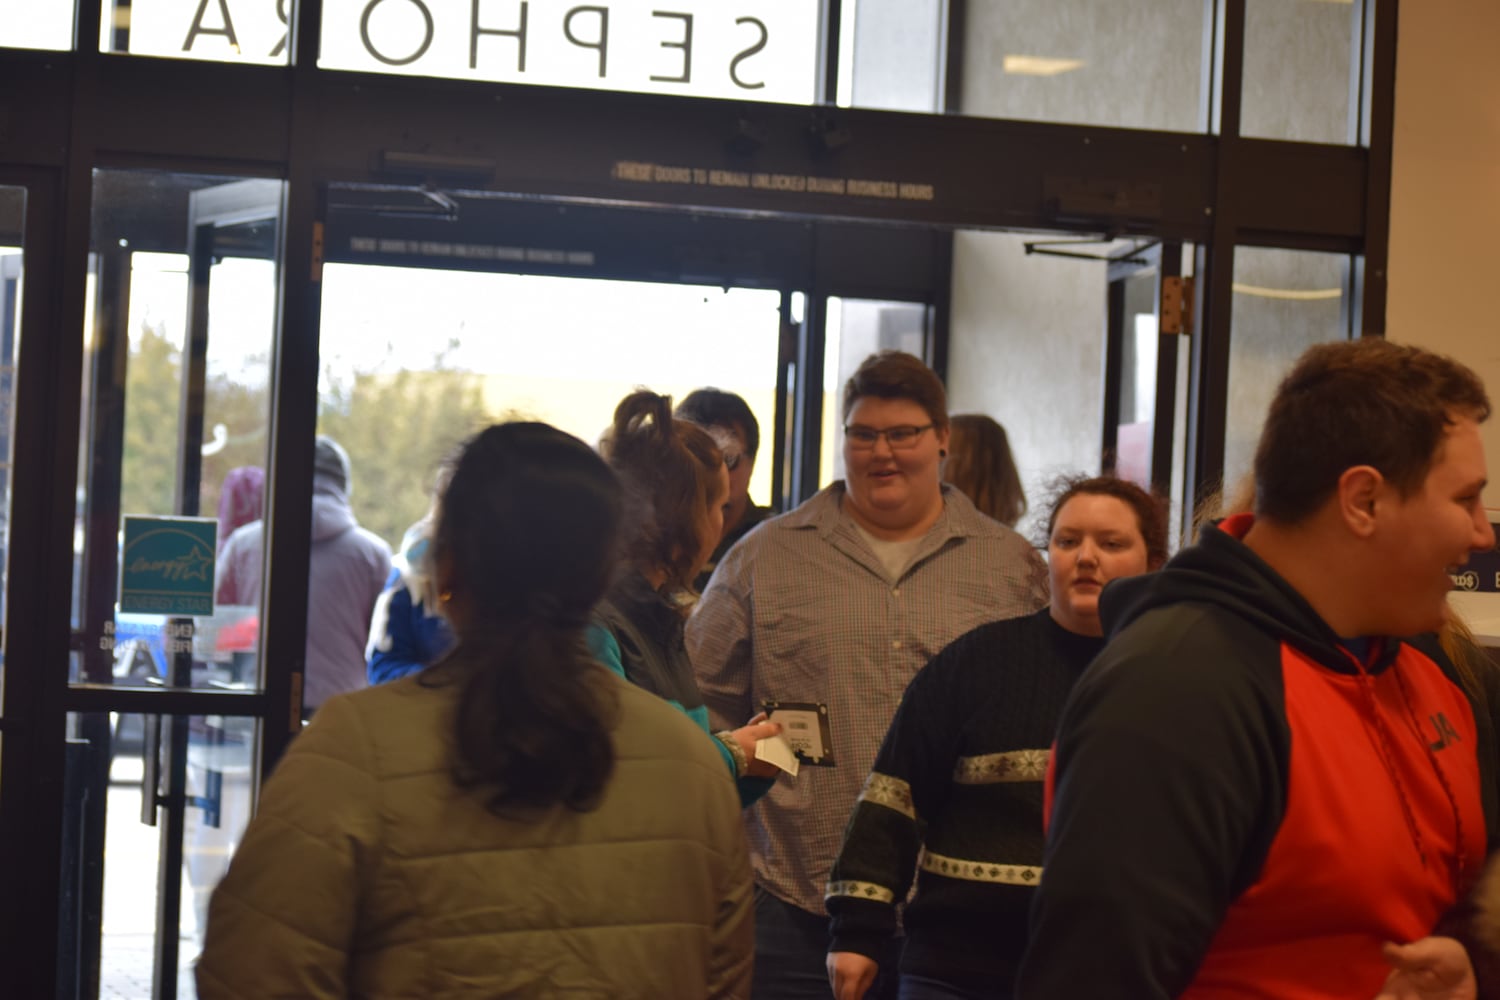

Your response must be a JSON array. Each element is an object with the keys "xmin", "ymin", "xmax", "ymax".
[
  {"xmin": 676, "ymin": 388, "xmax": 761, "ymax": 460},
  {"xmin": 1040, "ymin": 475, "xmax": 1170, "ymax": 570},
  {"xmin": 601, "ymin": 390, "xmax": 725, "ymax": 591},
  {"xmin": 945, "ymin": 414, "xmax": 1027, "ymax": 527},
  {"xmin": 1253, "ymin": 339, "xmax": 1490, "ymax": 525},
  {"xmin": 842, "ymin": 350, "xmax": 949, "ymax": 429}
]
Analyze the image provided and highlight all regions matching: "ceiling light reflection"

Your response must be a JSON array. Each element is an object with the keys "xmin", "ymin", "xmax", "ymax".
[{"xmin": 1003, "ymin": 56, "xmax": 1085, "ymax": 77}]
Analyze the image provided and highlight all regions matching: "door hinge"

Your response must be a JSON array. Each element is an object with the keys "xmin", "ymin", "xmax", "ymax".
[
  {"xmin": 289, "ymin": 671, "xmax": 304, "ymax": 732},
  {"xmin": 310, "ymin": 222, "xmax": 325, "ymax": 282},
  {"xmin": 1161, "ymin": 275, "xmax": 1193, "ymax": 335}
]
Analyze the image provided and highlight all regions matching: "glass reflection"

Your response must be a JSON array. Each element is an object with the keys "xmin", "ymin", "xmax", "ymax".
[
  {"xmin": 0, "ymin": 186, "xmax": 23, "ymax": 728},
  {"xmin": 1223, "ymin": 246, "xmax": 1350, "ymax": 493},
  {"xmin": 951, "ymin": 0, "xmax": 1206, "ymax": 131},
  {"xmin": 1, "ymin": 0, "xmax": 73, "ymax": 51},
  {"xmin": 1242, "ymin": 0, "xmax": 1359, "ymax": 144}
]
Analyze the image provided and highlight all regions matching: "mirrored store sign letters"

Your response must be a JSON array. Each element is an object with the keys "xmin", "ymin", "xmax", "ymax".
[{"xmin": 130, "ymin": 0, "xmax": 818, "ymax": 103}]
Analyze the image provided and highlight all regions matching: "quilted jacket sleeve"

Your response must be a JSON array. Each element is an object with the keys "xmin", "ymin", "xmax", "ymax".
[
  {"xmin": 194, "ymin": 696, "xmax": 380, "ymax": 999},
  {"xmin": 706, "ymin": 774, "xmax": 756, "ymax": 999}
]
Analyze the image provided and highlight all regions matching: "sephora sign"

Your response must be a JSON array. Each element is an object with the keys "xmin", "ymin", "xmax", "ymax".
[{"xmin": 128, "ymin": 0, "xmax": 820, "ymax": 104}]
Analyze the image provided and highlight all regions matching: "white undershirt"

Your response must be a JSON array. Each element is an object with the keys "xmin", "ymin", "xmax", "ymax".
[{"xmin": 852, "ymin": 522, "xmax": 927, "ymax": 581}]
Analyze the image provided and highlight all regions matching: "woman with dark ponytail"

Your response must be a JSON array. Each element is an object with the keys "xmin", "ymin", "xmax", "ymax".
[
  {"xmin": 197, "ymin": 422, "xmax": 753, "ymax": 999},
  {"xmin": 595, "ymin": 389, "xmax": 784, "ymax": 805}
]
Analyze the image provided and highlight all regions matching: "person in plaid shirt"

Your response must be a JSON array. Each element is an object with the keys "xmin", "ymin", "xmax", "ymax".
[{"xmin": 688, "ymin": 350, "xmax": 1048, "ymax": 1000}]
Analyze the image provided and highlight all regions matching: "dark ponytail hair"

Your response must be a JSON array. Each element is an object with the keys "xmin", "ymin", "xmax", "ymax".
[
  {"xmin": 600, "ymin": 389, "xmax": 724, "ymax": 592},
  {"xmin": 425, "ymin": 422, "xmax": 623, "ymax": 814}
]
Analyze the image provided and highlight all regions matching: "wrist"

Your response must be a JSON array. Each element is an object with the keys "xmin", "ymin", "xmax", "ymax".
[
  {"xmin": 713, "ymin": 729, "xmax": 749, "ymax": 777},
  {"xmin": 829, "ymin": 929, "xmax": 890, "ymax": 963}
]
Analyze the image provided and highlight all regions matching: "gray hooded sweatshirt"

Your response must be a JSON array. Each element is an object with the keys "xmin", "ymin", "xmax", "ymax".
[{"xmin": 215, "ymin": 475, "xmax": 393, "ymax": 713}]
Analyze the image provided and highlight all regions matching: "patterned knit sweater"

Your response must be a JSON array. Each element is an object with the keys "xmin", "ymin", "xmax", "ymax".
[{"xmin": 826, "ymin": 608, "xmax": 1103, "ymax": 992}]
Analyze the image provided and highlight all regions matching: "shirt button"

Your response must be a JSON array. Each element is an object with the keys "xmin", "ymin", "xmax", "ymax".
[
  {"xmin": 892, "ymin": 640, "xmax": 902, "ymax": 650},
  {"xmin": 891, "ymin": 588, "xmax": 901, "ymax": 597}
]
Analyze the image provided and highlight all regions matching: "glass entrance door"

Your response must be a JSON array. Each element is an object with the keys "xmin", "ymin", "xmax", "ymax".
[{"xmin": 68, "ymin": 170, "xmax": 288, "ymax": 999}]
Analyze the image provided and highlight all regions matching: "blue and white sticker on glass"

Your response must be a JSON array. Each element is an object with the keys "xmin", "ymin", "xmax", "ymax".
[{"xmin": 120, "ymin": 515, "xmax": 219, "ymax": 616}]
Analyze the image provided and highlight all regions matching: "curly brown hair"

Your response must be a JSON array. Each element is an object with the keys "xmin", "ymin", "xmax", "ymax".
[
  {"xmin": 1039, "ymin": 474, "xmax": 1170, "ymax": 570},
  {"xmin": 601, "ymin": 389, "xmax": 725, "ymax": 591}
]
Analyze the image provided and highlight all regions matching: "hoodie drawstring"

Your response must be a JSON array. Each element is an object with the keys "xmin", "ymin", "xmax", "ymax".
[
  {"xmin": 1351, "ymin": 650, "xmax": 1468, "ymax": 895},
  {"xmin": 1352, "ymin": 659, "xmax": 1427, "ymax": 868},
  {"xmin": 1391, "ymin": 661, "xmax": 1470, "ymax": 895}
]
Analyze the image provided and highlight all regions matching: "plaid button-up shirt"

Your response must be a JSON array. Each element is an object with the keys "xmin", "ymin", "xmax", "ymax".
[{"xmin": 686, "ymin": 483, "xmax": 1049, "ymax": 915}]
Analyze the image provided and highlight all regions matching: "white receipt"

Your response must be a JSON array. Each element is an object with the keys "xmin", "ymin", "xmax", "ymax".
[{"xmin": 754, "ymin": 734, "xmax": 801, "ymax": 777}]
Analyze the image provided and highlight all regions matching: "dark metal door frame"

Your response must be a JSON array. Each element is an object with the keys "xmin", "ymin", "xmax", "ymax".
[{"xmin": 0, "ymin": 163, "xmax": 83, "ymax": 1000}]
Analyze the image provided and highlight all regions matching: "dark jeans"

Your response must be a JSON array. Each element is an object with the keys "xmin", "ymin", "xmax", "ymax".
[
  {"xmin": 752, "ymin": 886, "xmax": 901, "ymax": 1000},
  {"xmin": 897, "ymin": 974, "xmax": 999, "ymax": 1000}
]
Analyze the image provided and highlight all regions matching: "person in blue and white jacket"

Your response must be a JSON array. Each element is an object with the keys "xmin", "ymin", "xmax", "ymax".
[{"xmin": 366, "ymin": 515, "xmax": 453, "ymax": 684}]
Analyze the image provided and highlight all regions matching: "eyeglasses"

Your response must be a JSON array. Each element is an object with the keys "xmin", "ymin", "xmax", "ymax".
[{"xmin": 844, "ymin": 423, "xmax": 935, "ymax": 450}]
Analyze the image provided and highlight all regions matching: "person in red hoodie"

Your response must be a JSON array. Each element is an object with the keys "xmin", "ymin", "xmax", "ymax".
[{"xmin": 1017, "ymin": 338, "xmax": 1499, "ymax": 1000}]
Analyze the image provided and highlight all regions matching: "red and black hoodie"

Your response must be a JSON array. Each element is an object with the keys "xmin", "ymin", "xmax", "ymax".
[{"xmin": 1017, "ymin": 515, "xmax": 1500, "ymax": 1000}]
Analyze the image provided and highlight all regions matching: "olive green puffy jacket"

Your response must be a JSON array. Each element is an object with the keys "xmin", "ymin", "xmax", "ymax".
[{"xmin": 195, "ymin": 670, "xmax": 753, "ymax": 998}]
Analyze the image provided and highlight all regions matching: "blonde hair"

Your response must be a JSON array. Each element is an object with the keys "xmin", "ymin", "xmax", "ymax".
[
  {"xmin": 1189, "ymin": 474, "xmax": 1256, "ymax": 546},
  {"xmin": 1441, "ymin": 609, "xmax": 1493, "ymax": 718}
]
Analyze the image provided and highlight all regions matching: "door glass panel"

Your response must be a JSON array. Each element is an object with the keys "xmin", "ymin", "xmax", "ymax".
[
  {"xmin": 0, "ymin": 185, "xmax": 23, "ymax": 798},
  {"xmin": 2, "ymin": 0, "xmax": 73, "ymax": 50},
  {"xmin": 318, "ymin": 265, "xmax": 782, "ymax": 655},
  {"xmin": 1242, "ymin": 0, "xmax": 1359, "ymax": 144},
  {"xmin": 69, "ymin": 168, "xmax": 284, "ymax": 1000},
  {"xmin": 75, "ymin": 710, "xmax": 260, "ymax": 999},
  {"xmin": 820, "ymin": 297, "xmax": 928, "ymax": 488},
  {"xmin": 81, "ymin": 171, "xmax": 281, "ymax": 694},
  {"xmin": 1223, "ymin": 246, "xmax": 1351, "ymax": 496},
  {"xmin": 839, "ymin": 0, "xmax": 946, "ymax": 112},
  {"xmin": 944, "ymin": 230, "xmax": 1107, "ymax": 537},
  {"xmin": 1114, "ymin": 264, "xmax": 1159, "ymax": 489},
  {"xmin": 950, "ymin": 0, "xmax": 1207, "ymax": 131}
]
